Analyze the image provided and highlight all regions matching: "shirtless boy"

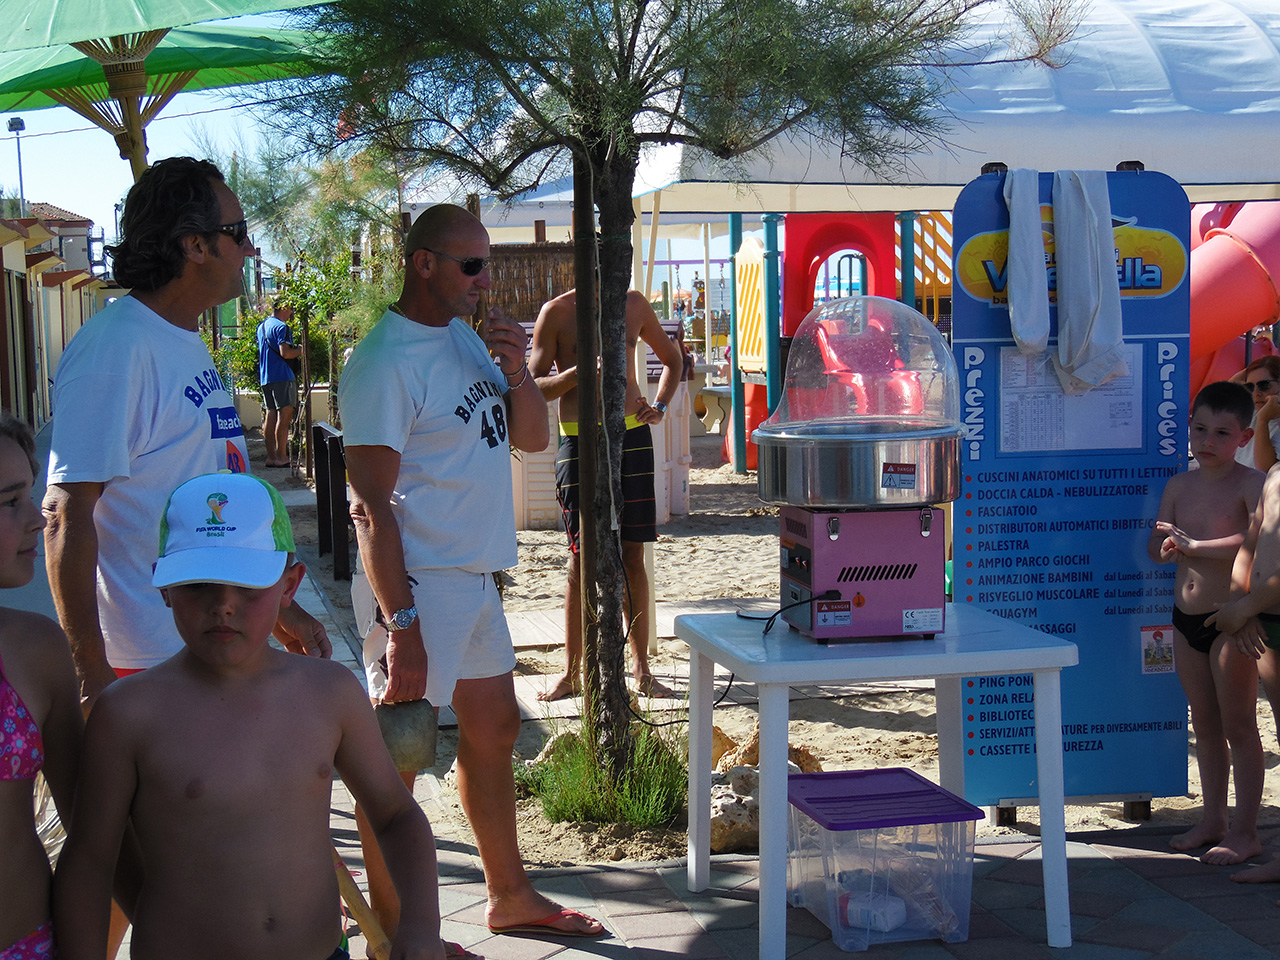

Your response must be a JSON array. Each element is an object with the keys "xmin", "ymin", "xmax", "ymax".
[
  {"xmin": 1148, "ymin": 380, "xmax": 1264, "ymax": 865},
  {"xmin": 1211, "ymin": 411, "xmax": 1280, "ymax": 885},
  {"xmin": 529, "ymin": 288, "xmax": 684, "ymax": 701},
  {"xmin": 54, "ymin": 473, "xmax": 444, "ymax": 960}
]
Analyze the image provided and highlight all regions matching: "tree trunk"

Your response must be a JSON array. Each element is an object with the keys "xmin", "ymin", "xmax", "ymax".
[
  {"xmin": 586, "ymin": 147, "xmax": 641, "ymax": 777},
  {"xmin": 572, "ymin": 155, "xmax": 603, "ymax": 739}
]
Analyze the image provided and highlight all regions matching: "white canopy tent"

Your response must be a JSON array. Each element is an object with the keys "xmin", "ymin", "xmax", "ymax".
[
  {"xmin": 403, "ymin": 175, "xmax": 732, "ymax": 244},
  {"xmin": 634, "ymin": 0, "xmax": 1280, "ymax": 215}
]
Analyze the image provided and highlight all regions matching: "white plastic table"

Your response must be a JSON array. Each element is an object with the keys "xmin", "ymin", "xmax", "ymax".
[{"xmin": 677, "ymin": 603, "xmax": 1079, "ymax": 957}]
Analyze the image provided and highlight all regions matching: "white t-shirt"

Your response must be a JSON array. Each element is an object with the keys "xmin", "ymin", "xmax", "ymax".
[
  {"xmin": 1236, "ymin": 414, "xmax": 1280, "ymax": 467},
  {"xmin": 47, "ymin": 296, "xmax": 249, "ymax": 669},
  {"xmin": 338, "ymin": 311, "xmax": 516, "ymax": 573}
]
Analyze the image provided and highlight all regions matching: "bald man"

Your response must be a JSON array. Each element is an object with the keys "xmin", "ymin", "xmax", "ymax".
[{"xmin": 339, "ymin": 204, "xmax": 602, "ymax": 940}]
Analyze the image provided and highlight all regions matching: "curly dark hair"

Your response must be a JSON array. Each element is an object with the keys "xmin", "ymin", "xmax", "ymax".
[
  {"xmin": 106, "ymin": 157, "xmax": 226, "ymax": 291},
  {"xmin": 0, "ymin": 411, "xmax": 38, "ymax": 478}
]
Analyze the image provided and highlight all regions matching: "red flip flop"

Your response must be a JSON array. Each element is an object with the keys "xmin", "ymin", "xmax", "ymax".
[{"xmin": 487, "ymin": 907, "xmax": 605, "ymax": 937}]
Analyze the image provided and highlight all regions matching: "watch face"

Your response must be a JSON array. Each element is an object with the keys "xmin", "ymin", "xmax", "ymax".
[{"xmin": 390, "ymin": 606, "xmax": 417, "ymax": 630}]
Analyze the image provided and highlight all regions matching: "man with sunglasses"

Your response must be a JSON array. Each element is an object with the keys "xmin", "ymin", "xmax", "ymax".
[
  {"xmin": 44, "ymin": 157, "xmax": 331, "ymax": 708},
  {"xmin": 43, "ymin": 156, "xmax": 331, "ymax": 954},
  {"xmin": 340, "ymin": 203, "xmax": 604, "ymax": 942}
]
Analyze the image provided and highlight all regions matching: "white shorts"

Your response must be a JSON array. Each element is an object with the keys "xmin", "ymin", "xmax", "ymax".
[{"xmin": 352, "ymin": 567, "xmax": 516, "ymax": 707}]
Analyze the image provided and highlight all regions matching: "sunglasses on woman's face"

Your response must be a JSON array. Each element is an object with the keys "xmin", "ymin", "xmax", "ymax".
[
  {"xmin": 213, "ymin": 219, "xmax": 249, "ymax": 246},
  {"xmin": 1250, "ymin": 379, "xmax": 1278, "ymax": 393}
]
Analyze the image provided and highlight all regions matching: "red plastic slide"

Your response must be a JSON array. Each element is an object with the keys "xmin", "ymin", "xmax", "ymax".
[{"xmin": 1189, "ymin": 201, "xmax": 1280, "ymax": 397}]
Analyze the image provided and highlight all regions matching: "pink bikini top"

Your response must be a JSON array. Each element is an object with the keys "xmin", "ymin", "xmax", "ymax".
[{"xmin": 0, "ymin": 648, "xmax": 43, "ymax": 781}]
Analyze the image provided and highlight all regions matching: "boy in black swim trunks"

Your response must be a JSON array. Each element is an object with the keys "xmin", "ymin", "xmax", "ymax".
[{"xmin": 1149, "ymin": 381, "xmax": 1265, "ymax": 866}]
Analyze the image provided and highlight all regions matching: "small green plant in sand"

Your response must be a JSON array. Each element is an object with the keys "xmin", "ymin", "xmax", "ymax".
[{"xmin": 516, "ymin": 721, "xmax": 687, "ymax": 830}]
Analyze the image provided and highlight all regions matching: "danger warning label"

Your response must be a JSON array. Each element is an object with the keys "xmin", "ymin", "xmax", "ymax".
[
  {"xmin": 881, "ymin": 462, "xmax": 917, "ymax": 489},
  {"xmin": 816, "ymin": 600, "xmax": 852, "ymax": 627}
]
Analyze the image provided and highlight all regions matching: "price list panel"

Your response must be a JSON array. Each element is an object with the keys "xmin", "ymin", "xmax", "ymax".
[{"xmin": 952, "ymin": 170, "xmax": 1191, "ymax": 805}]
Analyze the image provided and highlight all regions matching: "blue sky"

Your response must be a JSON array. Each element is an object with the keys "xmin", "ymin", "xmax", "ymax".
[
  {"xmin": 2, "ymin": 90, "xmax": 258, "ymax": 247},
  {"xmin": 0, "ymin": 11, "xmax": 746, "ymax": 270},
  {"xmin": 0, "ymin": 91, "xmax": 740, "ymax": 278}
]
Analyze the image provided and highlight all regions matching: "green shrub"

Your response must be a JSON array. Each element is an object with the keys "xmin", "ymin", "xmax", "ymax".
[
  {"xmin": 519, "ymin": 724, "xmax": 687, "ymax": 829},
  {"xmin": 215, "ymin": 329, "xmax": 263, "ymax": 394}
]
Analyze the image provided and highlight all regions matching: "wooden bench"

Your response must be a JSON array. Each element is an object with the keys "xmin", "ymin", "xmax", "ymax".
[
  {"xmin": 698, "ymin": 383, "xmax": 732, "ymax": 433},
  {"xmin": 311, "ymin": 421, "xmax": 352, "ymax": 581}
]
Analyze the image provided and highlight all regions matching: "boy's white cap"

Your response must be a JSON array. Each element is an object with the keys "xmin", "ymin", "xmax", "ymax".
[{"xmin": 152, "ymin": 473, "xmax": 294, "ymax": 589}]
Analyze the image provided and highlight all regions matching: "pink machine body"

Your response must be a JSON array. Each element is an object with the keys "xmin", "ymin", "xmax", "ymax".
[{"xmin": 779, "ymin": 505, "xmax": 947, "ymax": 641}]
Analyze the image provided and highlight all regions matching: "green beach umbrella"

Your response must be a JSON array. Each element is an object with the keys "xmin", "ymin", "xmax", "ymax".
[
  {"xmin": 2, "ymin": 0, "xmax": 317, "ymax": 52},
  {"xmin": 0, "ymin": 17, "xmax": 324, "ymax": 179}
]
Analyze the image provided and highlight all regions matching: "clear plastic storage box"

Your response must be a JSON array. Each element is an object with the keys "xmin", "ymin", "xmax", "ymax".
[{"xmin": 787, "ymin": 768, "xmax": 983, "ymax": 952}]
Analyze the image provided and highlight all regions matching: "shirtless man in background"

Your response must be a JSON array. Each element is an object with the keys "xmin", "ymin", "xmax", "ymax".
[{"xmin": 529, "ymin": 289, "xmax": 684, "ymax": 701}]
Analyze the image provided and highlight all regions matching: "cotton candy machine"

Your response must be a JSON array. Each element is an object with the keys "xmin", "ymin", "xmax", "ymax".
[{"xmin": 753, "ymin": 296, "xmax": 961, "ymax": 641}]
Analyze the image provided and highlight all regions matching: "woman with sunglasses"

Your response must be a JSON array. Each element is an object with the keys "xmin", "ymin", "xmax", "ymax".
[{"xmin": 1236, "ymin": 355, "xmax": 1280, "ymax": 470}]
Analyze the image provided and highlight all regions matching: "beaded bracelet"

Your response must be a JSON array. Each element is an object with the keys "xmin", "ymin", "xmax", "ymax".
[{"xmin": 505, "ymin": 364, "xmax": 530, "ymax": 390}]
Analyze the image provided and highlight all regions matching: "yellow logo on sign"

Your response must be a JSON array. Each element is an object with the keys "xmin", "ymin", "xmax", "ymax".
[{"xmin": 955, "ymin": 206, "xmax": 1187, "ymax": 305}]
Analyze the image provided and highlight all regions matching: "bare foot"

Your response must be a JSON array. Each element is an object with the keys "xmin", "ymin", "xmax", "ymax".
[
  {"xmin": 536, "ymin": 675, "xmax": 581, "ymax": 702},
  {"xmin": 1169, "ymin": 819, "xmax": 1226, "ymax": 852},
  {"xmin": 1201, "ymin": 830, "xmax": 1262, "ymax": 865},
  {"xmin": 486, "ymin": 890, "xmax": 604, "ymax": 937},
  {"xmin": 1233, "ymin": 854, "xmax": 1280, "ymax": 882},
  {"xmin": 636, "ymin": 673, "xmax": 676, "ymax": 698}
]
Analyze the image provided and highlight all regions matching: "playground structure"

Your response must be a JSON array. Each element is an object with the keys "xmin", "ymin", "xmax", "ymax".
[
  {"xmin": 1188, "ymin": 201, "xmax": 1280, "ymax": 396},
  {"xmin": 722, "ymin": 199, "xmax": 1280, "ymax": 469},
  {"xmin": 725, "ymin": 211, "xmax": 956, "ymax": 469}
]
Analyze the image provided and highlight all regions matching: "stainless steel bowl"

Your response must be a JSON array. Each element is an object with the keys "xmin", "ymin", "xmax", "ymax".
[{"xmin": 754, "ymin": 419, "xmax": 961, "ymax": 507}]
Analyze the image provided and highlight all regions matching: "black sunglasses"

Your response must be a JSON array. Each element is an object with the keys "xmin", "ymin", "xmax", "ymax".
[
  {"xmin": 425, "ymin": 248, "xmax": 490, "ymax": 276},
  {"xmin": 213, "ymin": 219, "xmax": 249, "ymax": 246},
  {"xmin": 1250, "ymin": 379, "xmax": 1278, "ymax": 393}
]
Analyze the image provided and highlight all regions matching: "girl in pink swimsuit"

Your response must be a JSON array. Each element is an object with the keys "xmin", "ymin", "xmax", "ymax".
[{"xmin": 0, "ymin": 413, "xmax": 82, "ymax": 959}]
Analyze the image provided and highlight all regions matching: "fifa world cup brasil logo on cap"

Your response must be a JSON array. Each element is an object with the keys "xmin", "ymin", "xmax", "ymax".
[{"xmin": 206, "ymin": 492, "xmax": 229, "ymax": 525}]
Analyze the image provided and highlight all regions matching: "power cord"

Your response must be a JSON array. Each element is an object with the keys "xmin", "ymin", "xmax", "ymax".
[
  {"xmin": 616, "ymin": 576, "xmax": 841, "ymax": 727},
  {"xmin": 736, "ymin": 590, "xmax": 842, "ymax": 634}
]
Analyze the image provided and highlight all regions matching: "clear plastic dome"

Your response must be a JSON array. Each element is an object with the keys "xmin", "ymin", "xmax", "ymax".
[
  {"xmin": 754, "ymin": 296, "xmax": 962, "ymax": 507},
  {"xmin": 759, "ymin": 295, "xmax": 960, "ymax": 434}
]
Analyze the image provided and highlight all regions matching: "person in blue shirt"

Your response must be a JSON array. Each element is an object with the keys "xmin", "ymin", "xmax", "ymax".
[{"xmin": 257, "ymin": 301, "xmax": 302, "ymax": 468}]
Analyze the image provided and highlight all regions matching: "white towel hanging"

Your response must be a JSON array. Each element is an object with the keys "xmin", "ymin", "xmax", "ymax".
[
  {"xmin": 1002, "ymin": 168, "xmax": 1051, "ymax": 357},
  {"xmin": 1051, "ymin": 171, "xmax": 1128, "ymax": 394}
]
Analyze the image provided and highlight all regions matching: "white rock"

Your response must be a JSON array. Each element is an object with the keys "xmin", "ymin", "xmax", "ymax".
[{"xmin": 709, "ymin": 769, "xmax": 761, "ymax": 852}]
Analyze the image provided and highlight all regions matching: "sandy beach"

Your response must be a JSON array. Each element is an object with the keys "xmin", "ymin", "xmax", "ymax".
[{"xmin": 285, "ymin": 431, "xmax": 1280, "ymax": 866}]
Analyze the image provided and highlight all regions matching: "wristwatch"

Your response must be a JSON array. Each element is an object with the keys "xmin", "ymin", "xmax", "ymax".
[
  {"xmin": 652, "ymin": 400, "xmax": 667, "ymax": 415},
  {"xmin": 386, "ymin": 605, "xmax": 418, "ymax": 631}
]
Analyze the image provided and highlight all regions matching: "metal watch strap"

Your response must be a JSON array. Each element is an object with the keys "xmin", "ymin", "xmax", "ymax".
[{"xmin": 387, "ymin": 605, "xmax": 418, "ymax": 631}]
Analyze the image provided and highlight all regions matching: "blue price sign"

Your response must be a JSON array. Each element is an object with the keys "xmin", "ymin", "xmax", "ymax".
[{"xmin": 952, "ymin": 170, "xmax": 1191, "ymax": 805}]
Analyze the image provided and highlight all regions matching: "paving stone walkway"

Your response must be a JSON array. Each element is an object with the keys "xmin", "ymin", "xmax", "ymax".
[{"xmin": 26, "ymin": 425, "xmax": 1280, "ymax": 959}]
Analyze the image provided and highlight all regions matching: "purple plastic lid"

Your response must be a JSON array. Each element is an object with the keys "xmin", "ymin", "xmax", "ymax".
[{"xmin": 788, "ymin": 768, "xmax": 983, "ymax": 831}]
